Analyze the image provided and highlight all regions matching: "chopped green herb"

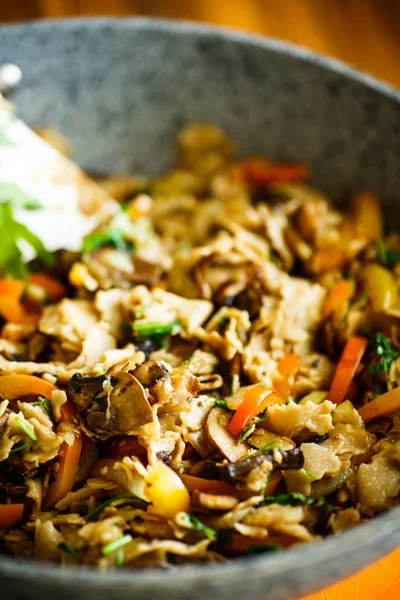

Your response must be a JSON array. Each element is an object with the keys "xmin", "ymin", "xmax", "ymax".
[
  {"xmin": 368, "ymin": 332, "xmax": 399, "ymax": 374},
  {"xmin": 186, "ymin": 514, "xmax": 217, "ymax": 541},
  {"xmin": 21, "ymin": 199, "xmax": 43, "ymax": 210},
  {"xmin": 214, "ymin": 399, "xmax": 228, "ymax": 409},
  {"xmin": 376, "ymin": 239, "xmax": 388, "ymax": 264},
  {"xmin": 115, "ymin": 549, "xmax": 125, "ymax": 567},
  {"xmin": 131, "ymin": 320, "xmax": 181, "ymax": 342},
  {"xmin": 245, "ymin": 544, "xmax": 281, "ymax": 555},
  {"xmin": 239, "ymin": 417, "xmax": 270, "ymax": 440},
  {"xmin": 372, "ymin": 383, "xmax": 387, "ymax": 398},
  {"xmin": 10, "ymin": 442, "xmax": 31, "ymax": 454},
  {"xmin": 82, "ymin": 227, "xmax": 131, "ymax": 254},
  {"xmin": 376, "ymin": 239, "xmax": 400, "ymax": 268},
  {"xmin": 34, "ymin": 395, "xmax": 55, "ymax": 423},
  {"xmin": 102, "ymin": 534, "xmax": 133, "ymax": 556},
  {"xmin": 302, "ymin": 469, "xmax": 318, "ymax": 481},
  {"xmin": 15, "ymin": 416, "xmax": 37, "ymax": 441},
  {"xmin": 58, "ymin": 542, "xmax": 79, "ymax": 558},
  {"xmin": 250, "ymin": 439, "xmax": 279, "ymax": 457},
  {"xmin": 87, "ymin": 493, "xmax": 144, "ymax": 522},
  {"xmin": 269, "ymin": 249, "xmax": 278, "ymax": 263},
  {"xmin": 0, "ymin": 202, "xmax": 53, "ymax": 279},
  {"xmin": 262, "ymin": 492, "xmax": 331, "ymax": 508},
  {"xmin": 218, "ymin": 316, "xmax": 230, "ymax": 331}
]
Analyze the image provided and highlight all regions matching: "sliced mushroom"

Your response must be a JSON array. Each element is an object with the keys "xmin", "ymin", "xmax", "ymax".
[
  {"xmin": 185, "ymin": 430, "xmax": 215, "ymax": 459},
  {"xmin": 248, "ymin": 429, "xmax": 296, "ymax": 452},
  {"xmin": 310, "ymin": 468, "xmax": 355, "ymax": 499},
  {"xmin": 107, "ymin": 371, "xmax": 154, "ymax": 433},
  {"xmin": 130, "ymin": 359, "xmax": 171, "ymax": 387},
  {"xmin": 191, "ymin": 490, "xmax": 239, "ymax": 511},
  {"xmin": 85, "ymin": 248, "xmax": 162, "ymax": 289},
  {"xmin": 68, "ymin": 373, "xmax": 112, "ymax": 411},
  {"xmin": 214, "ymin": 281, "xmax": 263, "ymax": 319},
  {"xmin": 206, "ymin": 406, "xmax": 248, "ymax": 462},
  {"xmin": 198, "ymin": 373, "xmax": 224, "ymax": 391},
  {"xmin": 219, "ymin": 448, "xmax": 304, "ymax": 484}
]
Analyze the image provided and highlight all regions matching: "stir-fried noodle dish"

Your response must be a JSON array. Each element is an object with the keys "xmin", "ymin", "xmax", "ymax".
[{"xmin": 1, "ymin": 123, "xmax": 400, "ymax": 569}]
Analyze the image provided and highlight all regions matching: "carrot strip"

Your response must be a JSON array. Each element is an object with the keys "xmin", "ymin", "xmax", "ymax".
[
  {"xmin": 128, "ymin": 194, "xmax": 152, "ymax": 219},
  {"xmin": 231, "ymin": 156, "xmax": 308, "ymax": 187},
  {"xmin": 0, "ymin": 374, "xmax": 57, "ymax": 400},
  {"xmin": 359, "ymin": 387, "xmax": 400, "ymax": 423},
  {"xmin": 228, "ymin": 384, "xmax": 284, "ymax": 438},
  {"xmin": 0, "ymin": 504, "xmax": 24, "ymax": 529},
  {"xmin": 322, "ymin": 280, "xmax": 355, "ymax": 319},
  {"xmin": 328, "ymin": 336, "xmax": 368, "ymax": 404},
  {"xmin": 273, "ymin": 354, "xmax": 301, "ymax": 399},
  {"xmin": 110, "ymin": 437, "xmax": 147, "ymax": 460},
  {"xmin": 264, "ymin": 471, "xmax": 282, "ymax": 496},
  {"xmin": 309, "ymin": 249, "xmax": 349, "ymax": 274}
]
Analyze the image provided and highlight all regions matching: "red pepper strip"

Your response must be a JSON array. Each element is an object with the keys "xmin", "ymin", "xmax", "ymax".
[
  {"xmin": 273, "ymin": 354, "xmax": 301, "ymax": 400},
  {"xmin": 228, "ymin": 384, "xmax": 284, "ymax": 438},
  {"xmin": 44, "ymin": 402, "xmax": 82, "ymax": 508},
  {"xmin": 328, "ymin": 336, "xmax": 368, "ymax": 405},
  {"xmin": 0, "ymin": 504, "xmax": 24, "ymax": 529},
  {"xmin": 28, "ymin": 273, "xmax": 67, "ymax": 301}
]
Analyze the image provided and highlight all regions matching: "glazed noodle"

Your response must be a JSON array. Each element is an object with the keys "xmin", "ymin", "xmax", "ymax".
[{"xmin": 0, "ymin": 123, "xmax": 400, "ymax": 569}]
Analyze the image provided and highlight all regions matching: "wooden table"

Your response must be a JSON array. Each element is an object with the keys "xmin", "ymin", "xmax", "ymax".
[
  {"xmin": 2, "ymin": 1, "xmax": 400, "ymax": 599},
  {"xmin": 2, "ymin": 0, "xmax": 400, "ymax": 89}
]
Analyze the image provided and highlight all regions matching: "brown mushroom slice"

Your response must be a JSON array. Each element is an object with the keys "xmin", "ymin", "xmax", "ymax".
[
  {"xmin": 185, "ymin": 430, "xmax": 215, "ymax": 459},
  {"xmin": 130, "ymin": 359, "xmax": 171, "ymax": 388},
  {"xmin": 107, "ymin": 371, "xmax": 154, "ymax": 432},
  {"xmin": 192, "ymin": 490, "xmax": 239, "ymax": 511},
  {"xmin": 219, "ymin": 448, "xmax": 304, "ymax": 484},
  {"xmin": 68, "ymin": 373, "xmax": 112, "ymax": 411},
  {"xmin": 206, "ymin": 407, "xmax": 248, "ymax": 462},
  {"xmin": 198, "ymin": 373, "xmax": 224, "ymax": 391},
  {"xmin": 214, "ymin": 281, "xmax": 263, "ymax": 319},
  {"xmin": 248, "ymin": 429, "xmax": 296, "ymax": 452}
]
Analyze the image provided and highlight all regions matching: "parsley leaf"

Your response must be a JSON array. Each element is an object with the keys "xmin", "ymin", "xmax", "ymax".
[
  {"xmin": 0, "ymin": 202, "xmax": 53, "ymax": 278},
  {"xmin": 368, "ymin": 332, "xmax": 399, "ymax": 374},
  {"xmin": 82, "ymin": 227, "xmax": 131, "ymax": 254}
]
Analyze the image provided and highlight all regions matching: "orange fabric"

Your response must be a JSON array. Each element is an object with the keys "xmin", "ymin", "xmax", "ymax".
[{"xmin": 301, "ymin": 548, "xmax": 400, "ymax": 600}]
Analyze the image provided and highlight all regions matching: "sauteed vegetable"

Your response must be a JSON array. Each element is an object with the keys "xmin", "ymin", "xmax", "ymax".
[{"xmin": 1, "ymin": 123, "xmax": 400, "ymax": 569}]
